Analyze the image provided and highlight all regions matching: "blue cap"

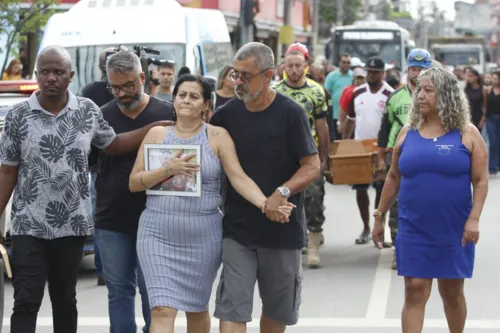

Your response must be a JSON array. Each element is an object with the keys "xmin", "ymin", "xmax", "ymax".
[{"xmin": 407, "ymin": 48, "xmax": 431, "ymax": 68}]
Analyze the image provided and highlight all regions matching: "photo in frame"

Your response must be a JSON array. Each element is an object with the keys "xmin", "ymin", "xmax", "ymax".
[{"xmin": 144, "ymin": 144, "xmax": 202, "ymax": 197}]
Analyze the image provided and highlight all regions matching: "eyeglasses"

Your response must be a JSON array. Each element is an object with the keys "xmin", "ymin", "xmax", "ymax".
[
  {"xmin": 107, "ymin": 77, "xmax": 139, "ymax": 94},
  {"xmin": 230, "ymin": 69, "xmax": 270, "ymax": 83}
]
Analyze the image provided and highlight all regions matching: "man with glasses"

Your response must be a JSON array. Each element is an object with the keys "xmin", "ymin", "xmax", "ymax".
[
  {"xmin": 273, "ymin": 43, "xmax": 330, "ymax": 269},
  {"xmin": 92, "ymin": 50, "xmax": 173, "ymax": 333},
  {"xmin": 324, "ymin": 52, "xmax": 353, "ymax": 140},
  {"xmin": 210, "ymin": 42, "xmax": 320, "ymax": 333},
  {"xmin": 376, "ymin": 48, "xmax": 432, "ymax": 269}
]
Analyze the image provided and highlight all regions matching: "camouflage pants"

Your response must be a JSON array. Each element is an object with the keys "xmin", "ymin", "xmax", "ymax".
[{"xmin": 305, "ymin": 175, "xmax": 326, "ymax": 233}]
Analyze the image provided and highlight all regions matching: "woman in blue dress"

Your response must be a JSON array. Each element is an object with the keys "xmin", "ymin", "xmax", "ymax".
[{"xmin": 372, "ymin": 67, "xmax": 489, "ymax": 333}]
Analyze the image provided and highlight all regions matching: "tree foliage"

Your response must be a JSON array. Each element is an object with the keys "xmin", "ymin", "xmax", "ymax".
[
  {"xmin": 0, "ymin": 0, "xmax": 57, "ymax": 79},
  {"xmin": 318, "ymin": 0, "xmax": 363, "ymax": 37}
]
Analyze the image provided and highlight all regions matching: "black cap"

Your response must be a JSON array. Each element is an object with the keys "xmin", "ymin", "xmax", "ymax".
[{"xmin": 364, "ymin": 57, "xmax": 385, "ymax": 71}]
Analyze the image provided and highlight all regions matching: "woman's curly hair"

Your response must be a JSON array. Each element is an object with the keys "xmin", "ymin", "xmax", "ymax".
[{"xmin": 408, "ymin": 67, "xmax": 471, "ymax": 133}]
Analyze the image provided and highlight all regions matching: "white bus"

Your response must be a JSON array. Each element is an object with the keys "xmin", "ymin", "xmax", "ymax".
[
  {"xmin": 329, "ymin": 20, "xmax": 413, "ymax": 70},
  {"xmin": 38, "ymin": 0, "xmax": 233, "ymax": 94}
]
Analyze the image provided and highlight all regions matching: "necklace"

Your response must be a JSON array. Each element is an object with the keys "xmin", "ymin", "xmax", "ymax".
[{"xmin": 175, "ymin": 121, "xmax": 203, "ymax": 135}]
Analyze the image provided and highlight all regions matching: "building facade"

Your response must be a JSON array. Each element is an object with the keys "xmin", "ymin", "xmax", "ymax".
[{"xmin": 178, "ymin": 0, "xmax": 312, "ymax": 55}]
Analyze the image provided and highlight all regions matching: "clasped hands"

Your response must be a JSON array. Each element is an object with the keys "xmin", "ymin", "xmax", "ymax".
[{"xmin": 260, "ymin": 192, "xmax": 296, "ymax": 223}]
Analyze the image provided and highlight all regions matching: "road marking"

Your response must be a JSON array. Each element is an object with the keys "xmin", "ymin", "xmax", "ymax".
[
  {"xmin": 365, "ymin": 248, "xmax": 393, "ymax": 319},
  {"xmin": 4, "ymin": 317, "xmax": 500, "ymax": 328}
]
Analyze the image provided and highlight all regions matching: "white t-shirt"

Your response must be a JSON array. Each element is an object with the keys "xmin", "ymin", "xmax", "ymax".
[{"xmin": 348, "ymin": 82, "xmax": 394, "ymax": 140}]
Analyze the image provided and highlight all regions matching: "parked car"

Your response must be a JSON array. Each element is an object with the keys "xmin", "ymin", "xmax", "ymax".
[{"xmin": 0, "ymin": 81, "xmax": 95, "ymax": 260}]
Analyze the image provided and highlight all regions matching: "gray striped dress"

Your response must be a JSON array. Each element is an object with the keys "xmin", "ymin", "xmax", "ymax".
[{"xmin": 137, "ymin": 123, "xmax": 223, "ymax": 312}]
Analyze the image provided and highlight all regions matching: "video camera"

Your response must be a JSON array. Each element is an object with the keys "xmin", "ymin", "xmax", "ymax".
[{"xmin": 105, "ymin": 44, "xmax": 175, "ymax": 93}]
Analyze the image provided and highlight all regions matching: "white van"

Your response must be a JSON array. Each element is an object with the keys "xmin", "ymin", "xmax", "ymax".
[{"xmin": 38, "ymin": 0, "xmax": 233, "ymax": 94}]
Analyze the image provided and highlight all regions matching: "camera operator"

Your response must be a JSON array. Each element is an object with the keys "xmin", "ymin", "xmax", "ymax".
[
  {"xmin": 81, "ymin": 48, "xmax": 115, "ymax": 107},
  {"xmin": 81, "ymin": 48, "xmax": 116, "ymax": 287},
  {"xmin": 154, "ymin": 60, "xmax": 176, "ymax": 102}
]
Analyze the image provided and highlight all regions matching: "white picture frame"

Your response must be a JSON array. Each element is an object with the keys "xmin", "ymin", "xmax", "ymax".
[{"xmin": 143, "ymin": 144, "xmax": 202, "ymax": 197}]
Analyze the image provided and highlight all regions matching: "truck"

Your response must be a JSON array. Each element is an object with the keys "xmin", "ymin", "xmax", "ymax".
[{"xmin": 428, "ymin": 36, "xmax": 487, "ymax": 74}]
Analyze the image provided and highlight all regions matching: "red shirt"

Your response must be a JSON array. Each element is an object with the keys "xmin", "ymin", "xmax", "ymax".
[{"xmin": 339, "ymin": 85, "xmax": 355, "ymax": 114}]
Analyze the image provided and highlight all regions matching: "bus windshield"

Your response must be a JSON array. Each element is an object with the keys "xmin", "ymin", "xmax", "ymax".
[
  {"xmin": 433, "ymin": 48, "xmax": 480, "ymax": 66},
  {"xmin": 336, "ymin": 41, "xmax": 402, "ymax": 69},
  {"xmin": 65, "ymin": 43, "xmax": 186, "ymax": 95}
]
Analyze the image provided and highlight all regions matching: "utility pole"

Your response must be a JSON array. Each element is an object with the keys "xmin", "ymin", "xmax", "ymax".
[
  {"xmin": 336, "ymin": 0, "xmax": 344, "ymax": 27},
  {"xmin": 239, "ymin": 0, "xmax": 249, "ymax": 47},
  {"xmin": 239, "ymin": 0, "xmax": 255, "ymax": 48},
  {"xmin": 310, "ymin": 0, "xmax": 320, "ymax": 60},
  {"xmin": 281, "ymin": 0, "xmax": 293, "ymax": 55}
]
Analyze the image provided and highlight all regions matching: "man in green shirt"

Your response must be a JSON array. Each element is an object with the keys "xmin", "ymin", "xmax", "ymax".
[
  {"xmin": 377, "ymin": 48, "xmax": 432, "ymax": 269},
  {"xmin": 324, "ymin": 53, "xmax": 353, "ymax": 140}
]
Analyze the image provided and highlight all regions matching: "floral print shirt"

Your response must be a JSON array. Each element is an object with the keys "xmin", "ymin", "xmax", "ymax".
[{"xmin": 0, "ymin": 90, "xmax": 116, "ymax": 239}]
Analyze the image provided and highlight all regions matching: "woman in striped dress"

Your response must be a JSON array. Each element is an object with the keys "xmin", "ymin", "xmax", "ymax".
[{"xmin": 129, "ymin": 74, "xmax": 294, "ymax": 333}]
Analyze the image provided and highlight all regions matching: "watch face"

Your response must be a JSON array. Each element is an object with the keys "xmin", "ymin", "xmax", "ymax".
[{"xmin": 279, "ymin": 187, "xmax": 290, "ymax": 196}]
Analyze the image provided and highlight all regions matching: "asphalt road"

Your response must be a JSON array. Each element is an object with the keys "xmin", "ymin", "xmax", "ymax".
[{"xmin": 2, "ymin": 180, "xmax": 500, "ymax": 333}]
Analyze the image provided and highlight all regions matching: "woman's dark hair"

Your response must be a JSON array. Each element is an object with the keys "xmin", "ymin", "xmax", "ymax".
[
  {"xmin": 178, "ymin": 66, "xmax": 191, "ymax": 77},
  {"xmin": 465, "ymin": 68, "xmax": 482, "ymax": 90},
  {"xmin": 172, "ymin": 74, "xmax": 213, "ymax": 121}
]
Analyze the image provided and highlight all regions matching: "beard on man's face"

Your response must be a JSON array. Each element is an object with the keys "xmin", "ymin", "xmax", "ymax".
[{"xmin": 117, "ymin": 90, "xmax": 143, "ymax": 111}]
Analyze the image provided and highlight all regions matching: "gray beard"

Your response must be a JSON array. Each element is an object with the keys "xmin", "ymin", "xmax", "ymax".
[{"xmin": 117, "ymin": 91, "xmax": 144, "ymax": 111}]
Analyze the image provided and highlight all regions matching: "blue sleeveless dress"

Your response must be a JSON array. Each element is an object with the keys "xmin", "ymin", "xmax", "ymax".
[
  {"xmin": 396, "ymin": 129, "xmax": 475, "ymax": 279},
  {"xmin": 137, "ymin": 123, "xmax": 224, "ymax": 311}
]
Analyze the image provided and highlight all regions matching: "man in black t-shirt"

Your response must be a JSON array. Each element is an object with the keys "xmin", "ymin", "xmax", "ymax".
[
  {"xmin": 93, "ymin": 51, "xmax": 174, "ymax": 333},
  {"xmin": 210, "ymin": 42, "xmax": 320, "ymax": 332}
]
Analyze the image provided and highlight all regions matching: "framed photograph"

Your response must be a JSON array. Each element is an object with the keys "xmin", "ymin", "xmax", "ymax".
[{"xmin": 144, "ymin": 144, "xmax": 202, "ymax": 197}]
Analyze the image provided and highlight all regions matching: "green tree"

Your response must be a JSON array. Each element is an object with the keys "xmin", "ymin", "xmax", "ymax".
[
  {"xmin": 0, "ymin": 0, "xmax": 57, "ymax": 79},
  {"xmin": 319, "ymin": 0, "xmax": 363, "ymax": 37}
]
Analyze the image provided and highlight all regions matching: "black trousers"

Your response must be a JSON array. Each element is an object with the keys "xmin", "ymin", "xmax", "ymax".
[{"xmin": 10, "ymin": 235, "xmax": 85, "ymax": 333}]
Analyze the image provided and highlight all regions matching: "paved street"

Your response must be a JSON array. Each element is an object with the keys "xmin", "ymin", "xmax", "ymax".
[{"xmin": 2, "ymin": 180, "xmax": 500, "ymax": 333}]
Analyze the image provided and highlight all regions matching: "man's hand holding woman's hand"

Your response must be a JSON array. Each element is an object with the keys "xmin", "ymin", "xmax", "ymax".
[{"xmin": 260, "ymin": 191, "xmax": 296, "ymax": 223}]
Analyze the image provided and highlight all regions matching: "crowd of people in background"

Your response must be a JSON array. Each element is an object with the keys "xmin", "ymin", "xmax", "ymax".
[{"xmin": 0, "ymin": 40, "xmax": 491, "ymax": 333}]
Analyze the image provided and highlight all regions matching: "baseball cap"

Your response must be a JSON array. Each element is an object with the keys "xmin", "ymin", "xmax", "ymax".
[
  {"xmin": 407, "ymin": 48, "xmax": 431, "ymax": 68},
  {"xmin": 350, "ymin": 57, "xmax": 365, "ymax": 68},
  {"xmin": 353, "ymin": 67, "xmax": 366, "ymax": 78},
  {"xmin": 364, "ymin": 57, "xmax": 385, "ymax": 71},
  {"xmin": 286, "ymin": 43, "xmax": 310, "ymax": 61}
]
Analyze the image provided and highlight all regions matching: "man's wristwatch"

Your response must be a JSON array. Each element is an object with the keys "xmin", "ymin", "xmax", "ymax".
[
  {"xmin": 276, "ymin": 186, "xmax": 291, "ymax": 198},
  {"xmin": 373, "ymin": 209, "xmax": 386, "ymax": 218}
]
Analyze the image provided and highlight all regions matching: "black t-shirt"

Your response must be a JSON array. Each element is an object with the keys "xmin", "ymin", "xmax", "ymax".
[
  {"xmin": 465, "ymin": 86, "xmax": 483, "ymax": 124},
  {"xmin": 210, "ymin": 93, "xmax": 318, "ymax": 249},
  {"xmin": 323, "ymin": 88, "xmax": 335, "ymax": 141},
  {"xmin": 82, "ymin": 81, "xmax": 115, "ymax": 171},
  {"xmin": 81, "ymin": 81, "xmax": 115, "ymax": 107},
  {"xmin": 94, "ymin": 97, "xmax": 174, "ymax": 235},
  {"xmin": 215, "ymin": 94, "xmax": 233, "ymax": 109}
]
